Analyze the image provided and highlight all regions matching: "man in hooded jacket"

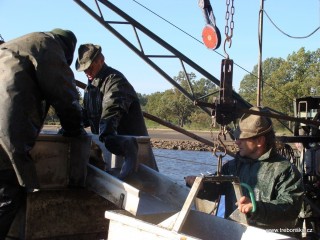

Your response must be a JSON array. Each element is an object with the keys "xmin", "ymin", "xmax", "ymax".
[
  {"xmin": 185, "ymin": 107, "xmax": 304, "ymax": 236},
  {"xmin": 0, "ymin": 28, "xmax": 85, "ymax": 237}
]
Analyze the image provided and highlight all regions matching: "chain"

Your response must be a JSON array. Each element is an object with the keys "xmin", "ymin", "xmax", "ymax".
[
  {"xmin": 224, "ymin": 0, "xmax": 235, "ymax": 58},
  {"xmin": 210, "ymin": 116, "xmax": 216, "ymax": 141},
  {"xmin": 213, "ymin": 125, "xmax": 228, "ymax": 175}
]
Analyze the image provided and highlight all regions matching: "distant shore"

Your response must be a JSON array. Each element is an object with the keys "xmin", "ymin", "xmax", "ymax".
[
  {"xmin": 42, "ymin": 125, "xmax": 235, "ymax": 152},
  {"xmin": 147, "ymin": 128, "xmax": 236, "ymax": 152},
  {"xmin": 42, "ymin": 125, "xmax": 298, "ymax": 154},
  {"xmin": 42, "ymin": 125, "xmax": 296, "ymax": 153},
  {"xmin": 42, "ymin": 125, "xmax": 214, "ymax": 140}
]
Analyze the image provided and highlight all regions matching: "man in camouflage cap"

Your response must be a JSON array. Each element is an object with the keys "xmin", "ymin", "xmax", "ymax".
[
  {"xmin": 185, "ymin": 107, "xmax": 304, "ymax": 237},
  {"xmin": 0, "ymin": 28, "xmax": 85, "ymax": 237}
]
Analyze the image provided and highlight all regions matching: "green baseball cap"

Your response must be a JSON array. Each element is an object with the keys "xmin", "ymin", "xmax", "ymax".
[{"xmin": 75, "ymin": 43, "xmax": 102, "ymax": 72}]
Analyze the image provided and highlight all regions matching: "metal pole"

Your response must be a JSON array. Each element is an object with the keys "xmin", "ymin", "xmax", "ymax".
[
  {"xmin": 257, "ymin": 0, "xmax": 264, "ymax": 106},
  {"xmin": 142, "ymin": 111, "xmax": 236, "ymax": 157}
]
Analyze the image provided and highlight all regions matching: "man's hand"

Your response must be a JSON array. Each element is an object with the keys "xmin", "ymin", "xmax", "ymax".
[
  {"xmin": 184, "ymin": 176, "xmax": 196, "ymax": 187},
  {"xmin": 236, "ymin": 196, "xmax": 253, "ymax": 214}
]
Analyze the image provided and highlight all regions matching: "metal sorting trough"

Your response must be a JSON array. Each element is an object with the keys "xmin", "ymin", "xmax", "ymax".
[
  {"xmin": 8, "ymin": 132, "xmax": 190, "ymax": 239},
  {"xmin": 105, "ymin": 175, "xmax": 296, "ymax": 240},
  {"xmin": 87, "ymin": 163, "xmax": 190, "ymax": 216},
  {"xmin": 7, "ymin": 132, "xmax": 297, "ymax": 239},
  {"xmin": 105, "ymin": 209, "xmax": 296, "ymax": 240}
]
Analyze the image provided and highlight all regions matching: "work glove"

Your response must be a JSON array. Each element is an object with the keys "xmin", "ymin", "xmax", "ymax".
[
  {"xmin": 118, "ymin": 136, "xmax": 138, "ymax": 180},
  {"xmin": 103, "ymin": 134, "xmax": 138, "ymax": 180}
]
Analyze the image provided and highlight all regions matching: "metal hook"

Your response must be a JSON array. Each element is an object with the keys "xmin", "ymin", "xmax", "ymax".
[
  {"xmin": 213, "ymin": 131, "xmax": 227, "ymax": 158},
  {"xmin": 223, "ymin": 37, "xmax": 232, "ymax": 59}
]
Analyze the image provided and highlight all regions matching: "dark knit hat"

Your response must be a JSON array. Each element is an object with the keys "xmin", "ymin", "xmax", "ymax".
[
  {"xmin": 234, "ymin": 107, "xmax": 273, "ymax": 140},
  {"xmin": 50, "ymin": 28, "xmax": 77, "ymax": 65},
  {"xmin": 51, "ymin": 28, "xmax": 77, "ymax": 50},
  {"xmin": 75, "ymin": 44, "xmax": 102, "ymax": 72}
]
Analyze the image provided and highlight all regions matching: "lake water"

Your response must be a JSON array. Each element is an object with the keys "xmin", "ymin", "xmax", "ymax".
[
  {"xmin": 154, "ymin": 148, "xmax": 231, "ymax": 217},
  {"xmin": 153, "ymin": 148, "xmax": 233, "ymax": 186}
]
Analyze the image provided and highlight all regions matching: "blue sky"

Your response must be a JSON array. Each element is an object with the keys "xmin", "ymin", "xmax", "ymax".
[{"xmin": 1, "ymin": 0, "xmax": 319, "ymax": 95}]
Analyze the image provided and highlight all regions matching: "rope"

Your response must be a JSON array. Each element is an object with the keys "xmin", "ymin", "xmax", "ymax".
[
  {"xmin": 132, "ymin": 0, "xmax": 203, "ymax": 45},
  {"xmin": 130, "ymin": 0, "xmax": 296, "ymax": 107},
  {"xmin": 131, "ymin": 0, "xmax": 253, "ymax": 79},
  {"xmin": 264, "ymin": 10, "xmax": 320, "ymax": 39}
]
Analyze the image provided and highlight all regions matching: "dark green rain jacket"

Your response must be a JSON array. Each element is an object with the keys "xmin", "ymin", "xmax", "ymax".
[
  {"xmin": 0, "ymin": 32, "xmax": 83, "ymax": 188},
  {"xmin": 83, "ymin": 63, "xmax": 148, "ymax": 137},
  {"xmin": 83, "ymin": 63, "xmax": 158, "ymax": 171},
  {"xmin": 201, "ymin": 148, "xmax": 304, "ymax": 230}
]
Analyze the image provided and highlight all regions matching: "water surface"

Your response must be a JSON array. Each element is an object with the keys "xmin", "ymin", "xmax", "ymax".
[{"xmin": 153, "ymin": 148, "xmax": 232, "ymax": 186}]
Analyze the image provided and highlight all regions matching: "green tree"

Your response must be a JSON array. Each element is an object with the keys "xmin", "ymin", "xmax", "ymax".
[
  {"xmin": 239, "ymin": 47, "xmax": 320, "ymax": 119},
  {"xmin": 188, "ymin": 110, "xmax": 212, "ymax": 130},
  {"xmin": 145, "ymin": 91, "xmax": 169, "ymax": 120},
  {"xmin": 263, "ymin": 48, "xmax": 320, "ymax": 116},
  {"xmin": 145, "ymin": 71, "xmax": 220, "ymax": 128},
  {"xmin": 239, "ymin": 57, "xmax": 285, "ymax": 106},
  {"xmin": 137, "ymin": 92, "xmax": 148, "ymax": 110},
  {"xmin": 45, "ymin": 106, "xmax": 58, "ymax": 124}
]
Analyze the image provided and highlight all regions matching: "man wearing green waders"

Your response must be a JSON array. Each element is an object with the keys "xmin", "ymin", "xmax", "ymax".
[{"xmin": 185, "ymin": 107, "xmax": 304, "ymax": 237}]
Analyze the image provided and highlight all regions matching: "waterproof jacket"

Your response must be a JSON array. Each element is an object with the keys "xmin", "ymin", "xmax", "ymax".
[
  {"xmin": 200, "ymin": 148, "xmax": 304, "ymax": 230},
  {"xmin": 83, "ymin": 63, "xmax": 148, "ymax": 137},
  {"xmin": 0, "ymin": 32, "xmax": 83, "ymax": 188}
]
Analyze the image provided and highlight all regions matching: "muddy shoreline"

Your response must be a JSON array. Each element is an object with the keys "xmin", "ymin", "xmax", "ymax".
[
  {"xmin": 148, "ymin": 128, "xmax": 236, "ymax": 152},
  {"xmin": 150, "ymin": 138, "xmax": 237, "ymax": 152}
]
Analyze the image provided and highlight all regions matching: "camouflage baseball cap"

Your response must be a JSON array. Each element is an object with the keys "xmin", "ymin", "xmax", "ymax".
[
  {"xmin": 234, "ymin": 107, "xmax": 273, "ymax": 140},
  {"xmin": 75, "ymin": 43, "xmax": 101, "ymax": 72}
]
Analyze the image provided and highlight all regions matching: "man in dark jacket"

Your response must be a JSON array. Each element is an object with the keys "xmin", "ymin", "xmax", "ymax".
[
  {"xmin": 185, "ymin": 107, "xmax": 304, "ymax": 235},
  {"xmin": 75, "ymin": 43, "xmax": 158, "ymax": 180},
  {"xmin": 0, "ymin": 28, "xmax": 85, "ymax": 238}
]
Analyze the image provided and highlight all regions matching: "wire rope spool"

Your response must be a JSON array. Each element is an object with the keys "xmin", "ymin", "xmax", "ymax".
[
  {"xmin": 202, "ymin": 24, "xmax": 221, "ymax": 50},
  {"xmin": 199, "ymin": 0, "xmax": 222, "ymax": 50}
]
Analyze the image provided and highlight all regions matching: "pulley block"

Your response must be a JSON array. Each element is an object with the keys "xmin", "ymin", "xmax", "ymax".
[{"xmin": 202, "ymin": 24, "xmax": 221, "ymax": 50}]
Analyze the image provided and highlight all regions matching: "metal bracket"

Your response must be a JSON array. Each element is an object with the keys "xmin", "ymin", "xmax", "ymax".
[
  {"xmin": 173, "ymin": 175, "xmax": 248, "ymax": 234},
  {"xmin": 119, "ymin": 193, "xmax": 125, "ymax": 209},
  {"xmin": 213, "ymin": 59, "xmax": 237, "ymax": 125},
  {"xmin": 203, "ymin": 175, "xmax": 248, "ymax": 225}
]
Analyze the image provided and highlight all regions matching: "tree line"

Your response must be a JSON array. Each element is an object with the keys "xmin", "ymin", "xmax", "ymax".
[{"xmin": 46, "ymin": 47, "xmax": 320, "ymax": 131}]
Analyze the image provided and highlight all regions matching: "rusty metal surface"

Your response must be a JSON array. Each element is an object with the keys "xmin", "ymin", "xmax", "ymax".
[
  {"xmin": 30, "ymin": 134, "xmax": 91, "ymax": 189},
  {"xmin": 25, "ymin": 189, "xmax": 117, "ymax": 239},
  {"xmin": 9, "ymin": 132, "xmax": 189, "ymax": 239}
]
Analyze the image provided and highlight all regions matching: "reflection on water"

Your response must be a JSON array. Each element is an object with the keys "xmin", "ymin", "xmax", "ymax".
[{"xmin": 153, "ymin": 148, "xmax": 232, "ymax": 186}]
